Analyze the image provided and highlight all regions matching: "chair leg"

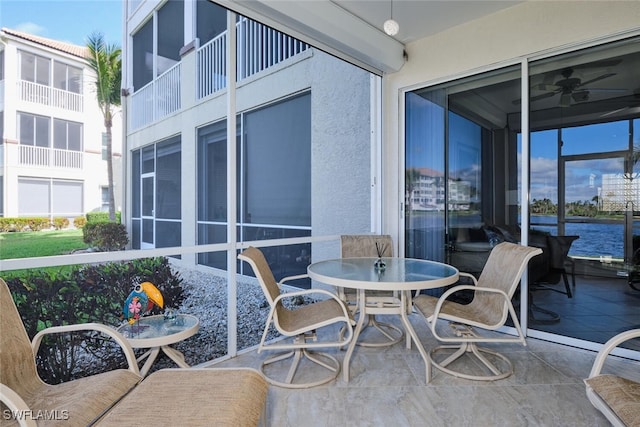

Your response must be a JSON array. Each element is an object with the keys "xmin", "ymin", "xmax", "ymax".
[
  {"xmin": 429, "ymin": 324, "xmax": 516, "ymax": 381},
  {"xmin": 260, "ymin": 334, "xmax": 341, "ymax": 389},
  {"xmin": 561, "ymin": 270, "xmax": 573, "ymax": 298}
]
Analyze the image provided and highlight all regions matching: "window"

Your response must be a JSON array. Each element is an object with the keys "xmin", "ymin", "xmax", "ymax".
[
  {"xmin": 19, "ymin": 51, "xmax": 50, "ymax": 85},
  {"xmin": 17, "ymin": 178, "xmax": 82, "ymax": 217},
  {"xmin": 18, "ymin": 112, "xmax": 50, "ymax": 147},
  {"xmin": 53, "ymin": 119, "xmax": 82, "ymax": 151},
  {"xmin": 53, "ymin": 62, "xmax": 81, "ymax": 93}
]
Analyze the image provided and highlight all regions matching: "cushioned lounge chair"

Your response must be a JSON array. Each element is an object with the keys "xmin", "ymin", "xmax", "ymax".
[{"xmin": 0, "ymin": 278, "xmax": 141, "ymax": 427}]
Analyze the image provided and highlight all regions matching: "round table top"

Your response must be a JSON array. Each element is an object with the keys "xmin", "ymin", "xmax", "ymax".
[
  {"xmin": 117, "ymin": 313, "xmax": 199, "ymax": 348},
  {"xmin": 307, "ymin": 257, "xmax": 459, "ymax": 291}
]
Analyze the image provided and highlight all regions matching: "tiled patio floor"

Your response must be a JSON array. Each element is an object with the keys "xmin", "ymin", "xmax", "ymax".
[{"xmin": 208, "ymin": 312, "xmax": 639, "ymax": 426}]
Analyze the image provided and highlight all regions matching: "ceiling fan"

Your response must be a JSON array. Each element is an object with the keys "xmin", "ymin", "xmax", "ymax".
[{"xmin": 528, "ymin": 67, "xmax": 624, "ymax": 107}]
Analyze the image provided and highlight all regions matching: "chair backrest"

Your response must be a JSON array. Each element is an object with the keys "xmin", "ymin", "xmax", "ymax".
[
  {"xmin": 341, "ymin": 235, "xmax": 393, "ymax": 258},
  {"xmin": 546, "ymin": 235, "xmax": 579, "ymax": 269},
  {"xmin": 237, "ymin": 247, "xmax": 284, "ymax": 316},
  {"xmin": 472, "ymin": 242, "xmax": 543, "ymax": 325},
  {"xmin": 0, "ymin": 278, "xmax": 43, "ymax": 398}
]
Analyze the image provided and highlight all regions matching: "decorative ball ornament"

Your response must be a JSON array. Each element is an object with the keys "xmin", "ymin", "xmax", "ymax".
[{"xmin": 383, "ymin": 18, "xmax": 399, "ymax": 36}]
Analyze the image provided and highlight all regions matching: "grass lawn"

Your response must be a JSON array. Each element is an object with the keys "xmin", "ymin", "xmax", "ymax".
[{"xmin": 0, "ymin": 229, "xmax": 89, "ymax": 260}]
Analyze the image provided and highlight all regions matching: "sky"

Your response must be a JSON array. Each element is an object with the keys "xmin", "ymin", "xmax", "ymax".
[{"xmin": 1, "ymin": 0, "xmax": 122, "ymax": 47}]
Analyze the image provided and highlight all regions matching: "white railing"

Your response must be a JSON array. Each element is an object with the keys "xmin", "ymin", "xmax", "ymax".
[
  {"xmin": 18, "ymin": 80, "xmax": 83, "ymax": 112},
  {"xmin": 130, "ymin": 63, "xmax": 181, "ymax": 131},
  {"xmin": 155, "ymin": 63, "xmax": 181, "ymax": 120},
  {"xmin": 18, "ymin": 145, "xmax": 83, "ymax": 169},
  {"xmin": 132, "ymin": 17, "xmax": 309, "ymax": 128},
  {"xmin": 236, "ymin": 17, "xmax": 309, "ymax": 81},
  {"xmin": 196, "ymin": 32, "xmax": 227, "ymax": 100}
]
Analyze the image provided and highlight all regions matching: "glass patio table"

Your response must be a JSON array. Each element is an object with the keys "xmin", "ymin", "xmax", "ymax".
[
  {"xmin": 117, "ymin": 313, "xmax": 199, "ymax": 376},
  {"xmin": 307, "ymin": 257, "xmax": 459, "ymax": 383}
]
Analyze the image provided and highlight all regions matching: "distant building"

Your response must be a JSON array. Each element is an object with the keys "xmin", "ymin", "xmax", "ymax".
[
  {"xmin": 601, "ymin": 173, "xmax": 640, "ymax": 211},
  {"xmin": 0, "ymin": 28, "xmax": 122, "ymax": 222}
]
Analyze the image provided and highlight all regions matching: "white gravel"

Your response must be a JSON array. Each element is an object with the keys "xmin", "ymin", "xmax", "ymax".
[{"xmin": 150, "ymin": 266, "xmax": 311, "ymax": 372}]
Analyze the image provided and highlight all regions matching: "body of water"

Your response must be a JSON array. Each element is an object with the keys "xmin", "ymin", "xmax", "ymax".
[
  {"xmin": 407, "ymin": 212, "xmax": 634, "ymax": 258},
  {"xmin": 531, "ymin": 215, "xmax": 631, "ymax": 259}
]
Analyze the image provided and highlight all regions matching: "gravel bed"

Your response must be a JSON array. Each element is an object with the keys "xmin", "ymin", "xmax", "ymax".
[{"xmin": 147, "ymin": 266, "xmax": 311, "ymax": 372}]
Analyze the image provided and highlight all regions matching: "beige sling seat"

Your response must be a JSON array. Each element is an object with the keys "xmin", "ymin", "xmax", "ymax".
[
  {"xmin": 413, "ymin": 242, "xmax": 542, "ymax": 381},
  {"xmin": 238, "ymin": 246, "xmax": 354, "ymax": 388},
  {"xmin": 0, "ymin": 278, "xmax": 141, "ymax": 427},
  {"xmin": 95, "ymin": 368, "xmax": 268, "ymax": 427},
  {"xmin": 339, "ymin": 235, "xmax": 404, "ymax": 347},
  {"xmin": 584, "ymin": 328, "xmax": 640, "ymax": 427}
]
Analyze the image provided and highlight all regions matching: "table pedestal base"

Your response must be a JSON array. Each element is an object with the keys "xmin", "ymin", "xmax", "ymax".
[
  {"xmin": 343, "ymin": 290, "xmax": 433, "ymax": 384},
  {"xmin": 137, "ymin": 345, "xmax": 190, "ymax": 376}
]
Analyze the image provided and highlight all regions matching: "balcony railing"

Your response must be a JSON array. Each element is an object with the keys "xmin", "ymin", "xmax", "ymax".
[
  {"xmin": 236, "ymin": 17, "xmax": 309, "ymax": 81},
  {"xmin": 19, "ymin": 145, "xmax": 83, "ymax": 169},
  {"xmin": 196, "ymin": 32, "xmax": 227, "ymax": 100},
  {"xmin": 18, "ymin": 80, "xmax": 83, "ymax": 112},
  {"xmin": 195, "ymin": 18, "xmax": 310, "ymax": 101},
  {"xmin": 131, "ymin": 17, "xmax": 309, "ymax": 130},
  {"xmin": 131, "ymin": 63, "xmax": 181, "ymax": 131}
]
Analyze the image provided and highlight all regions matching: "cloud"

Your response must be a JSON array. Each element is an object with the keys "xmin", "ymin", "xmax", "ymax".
[{"xmin": 14, "ymin": 22, "xmax": 47, "ymax": 37}]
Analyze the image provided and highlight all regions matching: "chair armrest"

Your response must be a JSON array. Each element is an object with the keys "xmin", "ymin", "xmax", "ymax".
[
  {"xmin": 431, "ymin": 285, "xmax": 510, "ymax": 323},
  {"xmin": 32, "ymin": 323, "xmax": 140, "ymax": 376},
  {"xmin": 588, "ymin": 328, "xmax": 640, "ymax": 378},
  {"xmin": 279, "ymin": 274, "xmax": 310, "ymax": 285},
  {"xmin": 0, "ymin": 383, "xmax": 38, "ymax": 427},
  {"xmin": 458, "ymin": 272, "xmax": 479, "ymax": 284}
]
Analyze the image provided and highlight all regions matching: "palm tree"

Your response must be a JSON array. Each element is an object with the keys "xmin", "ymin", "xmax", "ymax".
[{"xmin": 87, "ymin": 32, "xmax": 121, "ymax": 221}]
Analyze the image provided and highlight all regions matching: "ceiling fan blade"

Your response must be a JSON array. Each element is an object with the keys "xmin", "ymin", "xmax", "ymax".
[
  {"xmin": 578, "ymin": 73, "xmax": 616, "ymax": 87},
  {"xmin": 581, "ymin": 87, "xmax": 629, "ymax": 93},
  {"xmin": 530, "ymin": 91, "xmax": 557, "ymax": 103},
  {"xmin": 533, "ymin": 83, "xmax": 558, "ymax": 91}
]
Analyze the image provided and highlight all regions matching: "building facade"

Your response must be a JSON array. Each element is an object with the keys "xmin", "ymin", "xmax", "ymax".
[
  {"xmin": 123, "ymin": 0, "xmax": 377, "ymax": 277},
  {"xmin": 0, "ymin": 29, "xmax": 122, "ymax": 222}
]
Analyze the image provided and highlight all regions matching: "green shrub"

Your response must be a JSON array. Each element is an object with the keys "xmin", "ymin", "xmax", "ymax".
[
  {"xmin": 83, "ymin": 222, "xmax": 129, "ymax": 251},
  {"xmin": 0, "ymin": 217, "xmax": 51, "ymax": 232},
  {"xmin": 73, "ymin": 216, "xmax": 87, "ymax": 229},
  {"xmin": 5, "ymin": 257, "xmax": 184, "ymax": 384},
  {"xmin": 52, "ymin": 217, "xmax": 70, "ymax": 230},
  {"xmin": 24, "ymin": 218, "xmax": 51, "ymax": 231},
  {"xmin": 86, "ymin": 211, "xmax": 121, "ymax": 224}
]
